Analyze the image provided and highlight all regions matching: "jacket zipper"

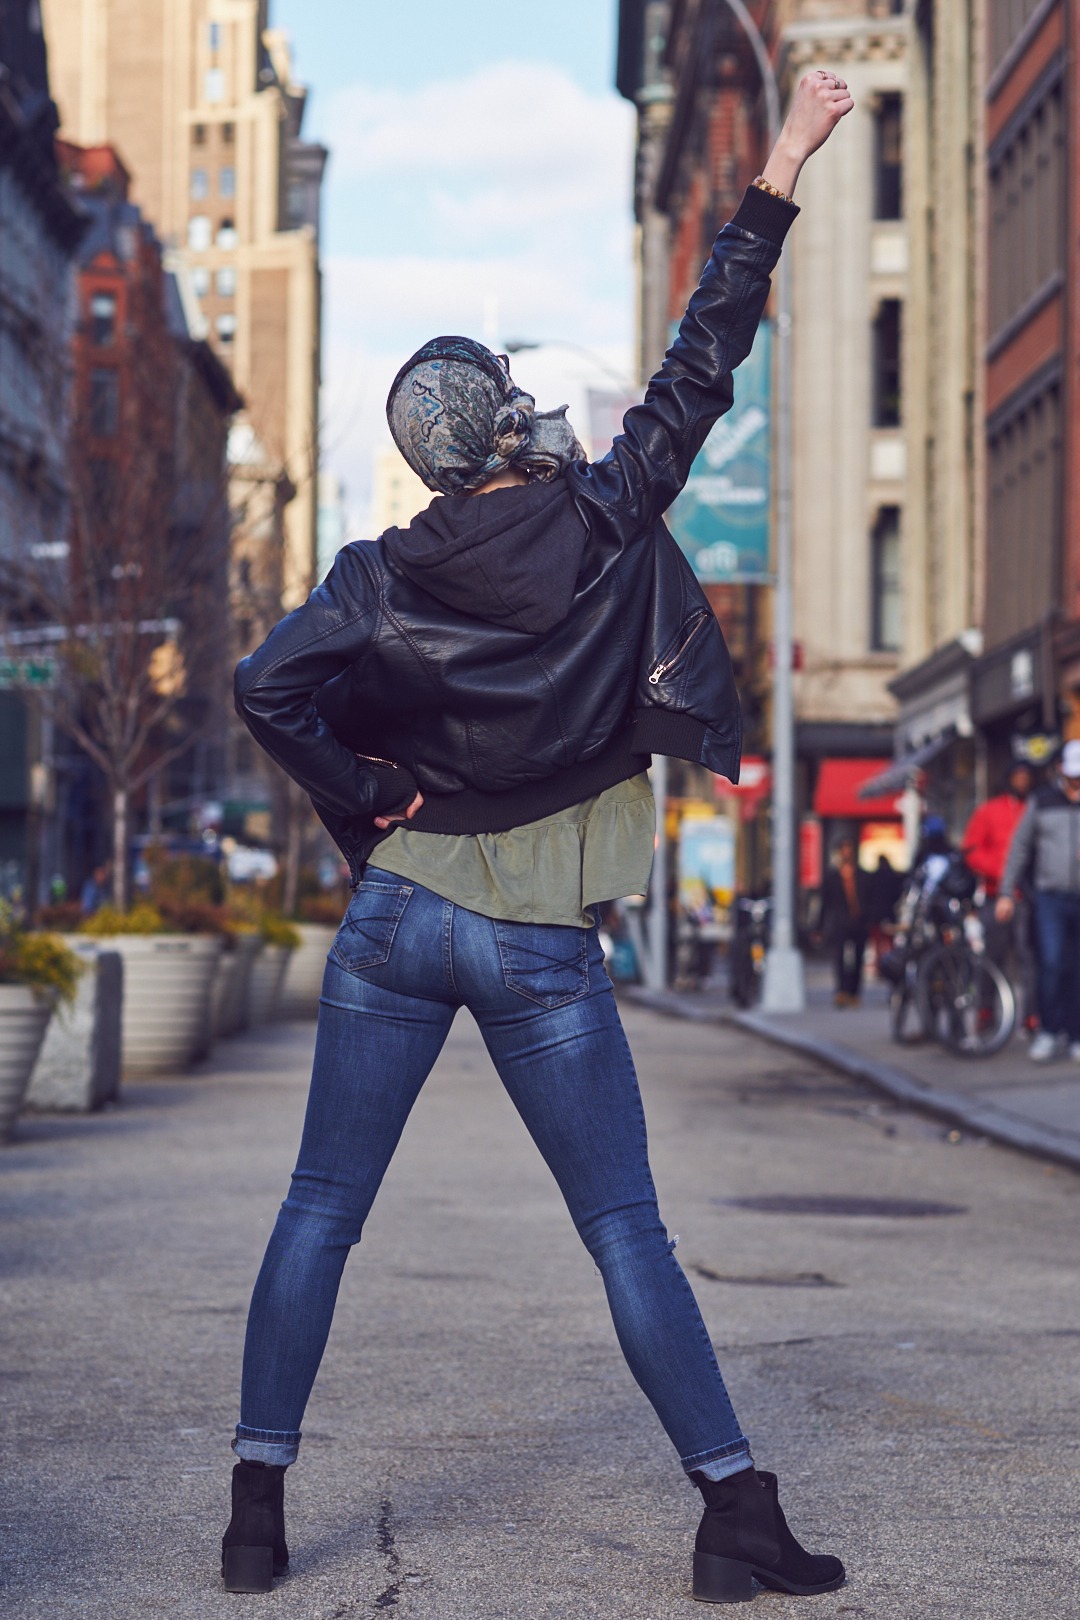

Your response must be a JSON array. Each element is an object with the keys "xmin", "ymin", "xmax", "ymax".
[
  {"xmin": 356, "ymin": 752, "xmax": 399, "ymax": 770},
  {"xmin": 648, "ymin": 611, "xmax": 709, "ymax": 686}
]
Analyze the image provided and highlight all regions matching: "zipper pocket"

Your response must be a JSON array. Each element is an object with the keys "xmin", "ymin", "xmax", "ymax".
[{"xmin": 648, "ymin": 610, "xmax": 709, "ymax": 685}]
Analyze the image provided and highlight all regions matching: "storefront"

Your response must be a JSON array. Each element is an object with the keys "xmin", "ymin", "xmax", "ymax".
[
  {"xmin": 970, "ymin": 622, "xmax": 1059, "ymax": 786},
  {"xmin": 885, "ymin": 635, "xmax": 980, "ymax": 840}
]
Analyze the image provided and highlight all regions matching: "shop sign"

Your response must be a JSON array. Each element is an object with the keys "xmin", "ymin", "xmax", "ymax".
[
  {"xmin": 678, "ymin": 815, "xmax": 736, "ymax": 913},
  {"xmin": 666, "ymin": 319, "xmax": 773, "ymax": 583}
]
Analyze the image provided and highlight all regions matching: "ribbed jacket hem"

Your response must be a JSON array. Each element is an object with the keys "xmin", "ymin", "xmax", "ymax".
[{"xmin": 407, "ymin": 728, "xmax": 649, "ymax": 835}]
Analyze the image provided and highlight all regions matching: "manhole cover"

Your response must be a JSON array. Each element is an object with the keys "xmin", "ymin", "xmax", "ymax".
[
  {"xmin": 690, "ymin": 1264, "xmax": 842, "ymax": 1288},
  {"xmin": 714, "ymin": 1195, "xmax": 967, "ymax": 1218}
]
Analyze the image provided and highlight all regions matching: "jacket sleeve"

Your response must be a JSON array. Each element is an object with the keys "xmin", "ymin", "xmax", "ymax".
[
  {"xmin": 1000, "ymin": 802, "xmax": 1036, "ymax": 897},
  {"xmin": 234, "ymin": 545, "xmax": 416, "ymax": 821},
  {"xmin": 569, "ymin": 185, "xmax": 797, "ymax": 534},
  {"xmin": 961, "ymin": 803, "xmax": 997, "ymax": 883}
]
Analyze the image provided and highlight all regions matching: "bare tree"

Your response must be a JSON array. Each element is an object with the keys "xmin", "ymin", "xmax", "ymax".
[{"xmin": 3, "ymin": 314, "xmax": 233, "ymax": 911}]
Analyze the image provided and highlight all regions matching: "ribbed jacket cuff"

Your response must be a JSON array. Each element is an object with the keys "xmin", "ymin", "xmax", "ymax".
[
  {"xmin": 366, "ymin": 762, "xmax": 418, "ymax": 815},
  {"xmin": 729, "ymin": 184, "xmax": 800, "ymax": 248}
]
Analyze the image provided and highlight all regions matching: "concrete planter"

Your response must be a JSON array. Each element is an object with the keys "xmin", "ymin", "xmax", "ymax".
[
  {"xmin": 247, "ymin": 944, "xmax": 292, "ymax": 1026},
  {"xmin": 102, "ymin": 935, "xmax": 223, "ymax": 1077},
  {"xmin": 280, "ymin": 924, "xmax": 336, "ymax": 1019},
  {"xmin": 0, "ymin": 985, "xmax": 53, "ymax": 1145},
  {"xmin": 25, "ymin": 940, "xmax": 123, "ymax": 1113},
  {"xmin": 213, "ymin": 934, "xmax": 263, "ymax": 1039}
]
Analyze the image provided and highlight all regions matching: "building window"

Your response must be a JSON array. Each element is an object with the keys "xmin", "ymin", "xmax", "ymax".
[
  {"xmin": 873, "ymin": 94, "xmax": 903, "ymax": 219},
  {"xmin": 872, "ymin": 300, "xmax": 902, "ymax": 427},
  {"xmin": 205, "ymin": 67, "xmax": 224, "ymax": 103},
  {"xmin": 209, "ymin": 20, "xmax": 220, "ymax": 51},
  {"xmin": 985, "ymin": 382, "xmax": 1063, "ymax": 645},
  {"xmin": 191, "ymin": 266, "xmax": 211, "ymax": 297},
  {"xmin": 219, "ymin": 165, "xmax": 235, "ymax": 198},
  {"xmin": 870, "ymin": 506, "xmax": 901, "ymax": 652},
  {"xmin": 89, "ymin": 368, "xmax": 119, "ymax": 437},
  {"xmin": 188, "ymin": 214, "xmax": 212, "ymax": 251},
  {"xmin": 222, "ymin": 121, "xmax": 235, "ymax": 144},
  {"xmin": 286, "ymin": 182, "xmax": 305, "ymax": 227},
  {"xmin": 190, "ymin": 166, "xmax": 209, "ymax": 200},
  {"xmin": 215, "ymin": 266, "xmax": 236, "ymax": 297},
  {"xmin": 216, "ymin": 218, "xmax": 237, "ymax": 250},
  {"xmin": 216, "ymin": 313, "xmax": 237, "ymax": 343},
  {"xmin": 988, "ymin": 80, "xmax": 1066, "ymax": 343},
  {"xmin": 193, "ymin": 122, "xmax": 207, "ymax": 145},
  {"xmin": 89, "ymin": 291, "xmax": 116, "ymax": 346}
]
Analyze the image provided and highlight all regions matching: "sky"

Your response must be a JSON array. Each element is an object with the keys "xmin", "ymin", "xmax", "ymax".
[{"xmin": 271, "ymin": 0, "xmax": 637, "ymax": 534}]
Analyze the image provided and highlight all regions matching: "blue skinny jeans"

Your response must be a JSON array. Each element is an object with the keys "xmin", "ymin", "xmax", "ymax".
[{"xmin": 235, "ymin": 869, "xmax": 751, "ymax": 1482}]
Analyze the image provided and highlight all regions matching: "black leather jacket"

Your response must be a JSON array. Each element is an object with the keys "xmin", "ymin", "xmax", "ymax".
[{"xmin": 235, "ymin": 185, "xmax": 797, "ymax": 882}]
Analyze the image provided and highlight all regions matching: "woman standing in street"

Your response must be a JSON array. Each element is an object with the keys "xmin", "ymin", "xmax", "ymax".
[{"xmin": 225, "ymin": 69, "xmax": 853, "ymax": 1604}]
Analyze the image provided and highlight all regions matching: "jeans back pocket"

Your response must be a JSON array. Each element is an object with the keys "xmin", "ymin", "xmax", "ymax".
[
  {"xmin": 492, "ymin": 919, "xmax": 590, "ymax": 1008},
  {"xmin": 331, "ymin": 881, "xmax": 413, "ymax": 974}
]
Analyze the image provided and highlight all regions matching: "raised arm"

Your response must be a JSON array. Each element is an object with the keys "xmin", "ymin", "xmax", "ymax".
[{"xmin": 572, "ymin": 70, "xmax": 853, "ymax": 533}]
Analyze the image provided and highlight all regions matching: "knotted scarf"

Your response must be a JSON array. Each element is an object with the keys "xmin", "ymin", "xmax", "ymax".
[{"xmin": 386, "ymin": 336, "xmax": 584, "ymax": 496}]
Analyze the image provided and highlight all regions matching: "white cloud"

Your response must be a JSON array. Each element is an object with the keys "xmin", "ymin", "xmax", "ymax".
[{"xmin": 317, "ymin": 61, "xmax": 636, "ymax": 536}]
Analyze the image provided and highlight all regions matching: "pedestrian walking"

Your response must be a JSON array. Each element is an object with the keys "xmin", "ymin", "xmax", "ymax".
[
  {"xmin": 226, "ymin": 71, "xmax": 852, "ymax": 1605},
  {"xmin": 997, "ymin": 741, "xmax": 1080, "ymax": 1062},
  {"xmin": 821, "ymin": 836, "xmax": 870, "ymax": 1005}
]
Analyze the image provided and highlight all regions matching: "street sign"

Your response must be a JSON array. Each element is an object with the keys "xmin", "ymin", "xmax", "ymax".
[
  {"xmin": 667, "ymin": 318, "xmax": 773, "ymax": 583},
  {"xmin": 0, "ymin": 658, "xmax": 57, "ymax": 689}
]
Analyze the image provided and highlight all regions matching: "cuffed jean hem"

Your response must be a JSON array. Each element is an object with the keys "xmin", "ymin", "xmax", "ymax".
[
  {"xmin": 682, "ymin": 1440, "xmax": 754, "ymax": 1482},
  {"xmin": 233, "ymin": 1426, "xmax": 301, "ymax": 1468}
]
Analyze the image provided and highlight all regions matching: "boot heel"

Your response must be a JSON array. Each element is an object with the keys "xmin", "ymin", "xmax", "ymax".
[
  {"xmin": 223, "ymin": 1544, "xmax": 274, "ymax": 1593},
  {"xmin": 693, "ymin": 1549, "xmax": 755, "ymax": 1604}
]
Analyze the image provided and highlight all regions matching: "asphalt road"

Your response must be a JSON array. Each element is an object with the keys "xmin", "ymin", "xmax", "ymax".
[{"xmin": 2, "ymin": 1000, "xmax": 1078, "ymax": 1619}]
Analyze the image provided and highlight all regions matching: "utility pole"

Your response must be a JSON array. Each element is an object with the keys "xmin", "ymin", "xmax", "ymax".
[{"xmin": 719, "ymin": 0, "xmax": 806, "ymax": 1011}]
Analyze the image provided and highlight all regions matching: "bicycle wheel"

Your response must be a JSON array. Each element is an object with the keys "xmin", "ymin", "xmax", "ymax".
[{"xmin": 916, "ymin": 943, "xmax": 1016, "ymax": 1058}]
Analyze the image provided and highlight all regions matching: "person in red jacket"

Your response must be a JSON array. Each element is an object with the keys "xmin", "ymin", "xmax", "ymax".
[
  {"xmin": 963, "ymin": 764, "xmax": 1033, "ymax": 895},
  {"xmin": 963, "ymin": 763, "xmax": 1034, "ymax": 1007}
]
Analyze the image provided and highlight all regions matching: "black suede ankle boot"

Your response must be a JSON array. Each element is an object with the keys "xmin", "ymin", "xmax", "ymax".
[
  {"xmin": 221, "ymin": 1460, "xmax": 289, "ymax": 1593},
  {"xmin": 689, "ymin": 1467, "xmax": 845, "ymax": 1603}
]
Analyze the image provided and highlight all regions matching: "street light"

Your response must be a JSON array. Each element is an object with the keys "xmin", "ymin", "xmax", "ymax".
[
  {"xmin": 503, "ymin": 338, "xmax": 637, "ymax": 396},
  {"xmin": 718, "ymin": 0, "xmax": 805, "ymax": 1012}
]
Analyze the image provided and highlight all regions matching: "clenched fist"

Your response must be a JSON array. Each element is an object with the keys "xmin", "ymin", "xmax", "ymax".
[{"xmin": 761, "ymin": 69, "xmax": 855, "ymax": 198}]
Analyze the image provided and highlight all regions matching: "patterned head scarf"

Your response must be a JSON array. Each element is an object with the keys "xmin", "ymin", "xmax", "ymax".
[{"xmin": 386, "ymin": 336, "xmax": 584, "ymax": 496}]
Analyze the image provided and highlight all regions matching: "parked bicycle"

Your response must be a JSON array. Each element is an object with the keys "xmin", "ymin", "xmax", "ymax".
[
  {"xmin": 879, "ymin": 854, "xmax": 1016, "ymax": 1058},
  {"xmin": 729, "ymin": 895, "xmax": 771, "ymax": 1008}
]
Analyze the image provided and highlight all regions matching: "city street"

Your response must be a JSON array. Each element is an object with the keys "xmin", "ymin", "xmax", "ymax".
[{"xmin": 2, "ymin": 1002, "xmax": 1078, "ymax": 1619}]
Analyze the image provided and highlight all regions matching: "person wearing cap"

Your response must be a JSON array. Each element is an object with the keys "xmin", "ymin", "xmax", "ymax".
[{"xmin": 997, "ymin": 739, "xmax": 1080, "ymax": 1061}]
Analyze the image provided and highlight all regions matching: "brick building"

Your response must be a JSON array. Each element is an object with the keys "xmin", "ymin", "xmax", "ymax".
[
  {"xmin": 52, "ymin": 141, "xmax": 240, "ymax": 884},
  {"xmin": 969, "ymin": 0, "xmax": 1077, "ymax": 775}
]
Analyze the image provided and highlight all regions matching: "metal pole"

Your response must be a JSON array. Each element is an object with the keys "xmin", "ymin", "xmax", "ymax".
[
  {"xmin": 719, "ymin": 0, "xmax": 805, "ymax": 1010},
  {"xmin": 646, "ymin": 754, "xmax": 669, "ymax": 990}
]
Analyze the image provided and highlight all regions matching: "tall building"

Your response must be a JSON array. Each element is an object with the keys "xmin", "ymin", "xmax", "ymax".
[
  {"xmin": 42, "ymin": 0, "xmax": 325, "ymax": 610},
  {"xmin": 370, "ymin": 444, "xmax": 431, "ymax": 536},
  {"xmin": 968, "ymin": 0, "xmax": 1077, "ymax": 778},
  {"xmin": 55, "ymin": 139, "xmax": 240, "ymax": 883},
  {"xmin": 0, "ymin": 0, "xmax": 84, "ymax": 897}
]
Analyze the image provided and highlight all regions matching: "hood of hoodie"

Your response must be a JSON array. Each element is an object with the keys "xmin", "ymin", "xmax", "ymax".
[{"xmin": 381, "ymin": 478, "xmax": 588, "ymax": 636}]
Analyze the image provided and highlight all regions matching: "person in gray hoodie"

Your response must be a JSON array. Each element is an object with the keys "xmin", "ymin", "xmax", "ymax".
[{"xmin": 997, "ymin": 738, "xmax": 1080, "ymax": 1061}]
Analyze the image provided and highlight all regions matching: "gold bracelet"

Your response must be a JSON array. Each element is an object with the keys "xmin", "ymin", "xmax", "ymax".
[{"xmin": 752, "ymin": 174, "xmax": 793, "ymax": 204}]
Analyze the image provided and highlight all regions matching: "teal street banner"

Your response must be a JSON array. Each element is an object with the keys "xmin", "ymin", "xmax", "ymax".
[{"xmin": 666, "ymin": 318, "xmax": 773, "ymax": 583}]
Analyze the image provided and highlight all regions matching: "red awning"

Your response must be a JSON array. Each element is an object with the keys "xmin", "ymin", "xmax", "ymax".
[{"xmin": 812, "ymin": 758, "xmax": 902, "ymax": 820}]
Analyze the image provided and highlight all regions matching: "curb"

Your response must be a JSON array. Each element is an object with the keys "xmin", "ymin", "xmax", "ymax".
[{"xmin": 624, "ymin": 987, "xmax": 1080, "ymax": 1175}]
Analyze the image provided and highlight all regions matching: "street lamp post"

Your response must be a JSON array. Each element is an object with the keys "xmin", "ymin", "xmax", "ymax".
[{"xmin": 719, "ymin": 0, "xmax": 805, "ymax": 1012}]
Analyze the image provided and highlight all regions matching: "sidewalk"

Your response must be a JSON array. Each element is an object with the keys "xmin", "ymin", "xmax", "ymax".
[{"xmin": 627, "ymin": 962, "xmax": 1080, "ymax": 1172}]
